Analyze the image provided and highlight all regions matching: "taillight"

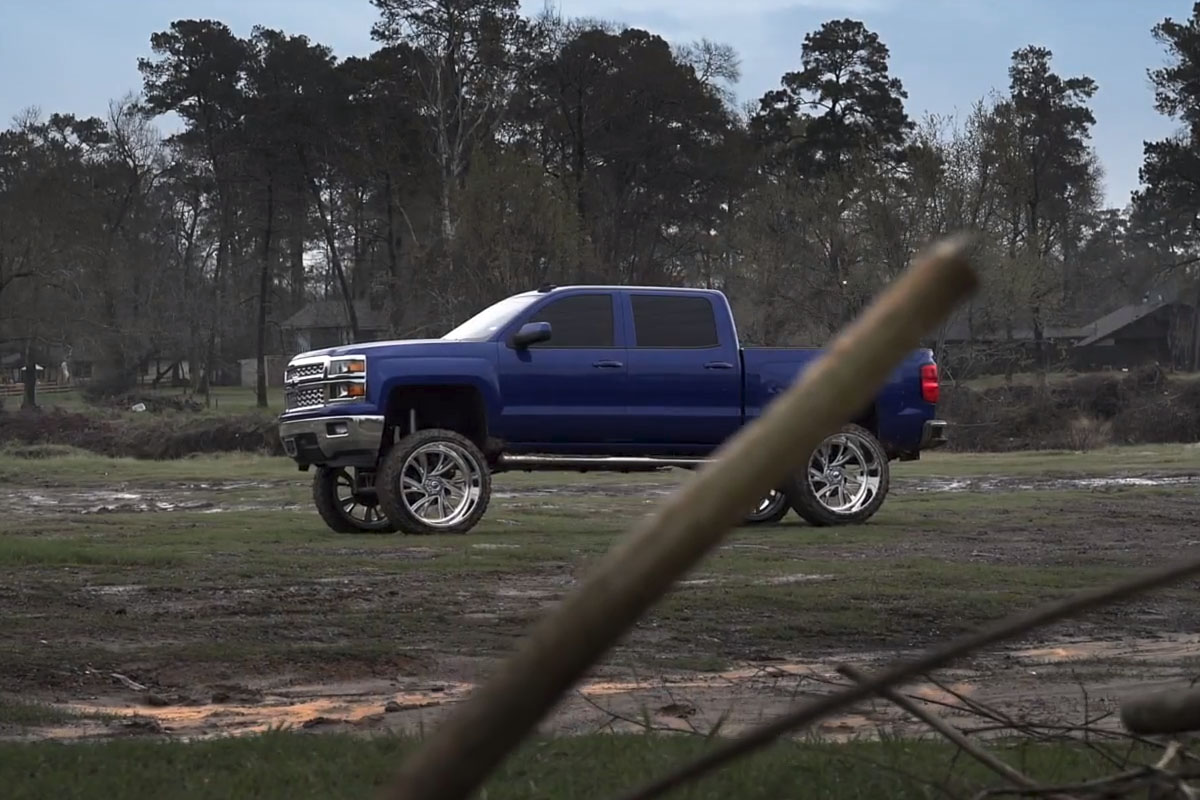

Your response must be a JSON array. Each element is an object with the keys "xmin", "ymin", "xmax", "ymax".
[{"xmin": 920, "ymin": 363, "xmax": 939, "ymax": 404}]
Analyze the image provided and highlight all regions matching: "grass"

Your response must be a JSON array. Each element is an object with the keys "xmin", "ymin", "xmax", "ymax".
[
  {"xmin": 0, "ymin": 446, "xmax": 1194, "ymax": 797},
  {"xmin": 25, "ymin": 385, "xmax": 285, "ymax": 415},
  {"xmin": 0, "ymin": 472, "xmax": 1193, "ymax": 690},
  {"xmin": 0, "ymin": 731, "xmax": 1153, "ymax": 800}
]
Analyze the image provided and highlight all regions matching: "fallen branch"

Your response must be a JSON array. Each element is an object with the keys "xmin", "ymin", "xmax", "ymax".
[
  {"xmin": 617, "ymin": 555, "xmax": 1200, "ymax": 800},
  {"xmin": 381, "ymin": 236, "xmax": 979, "ymax": 800},
  {"xmin": 836, "ymin": 664, "xmax": 1052, "ymax": 797}
]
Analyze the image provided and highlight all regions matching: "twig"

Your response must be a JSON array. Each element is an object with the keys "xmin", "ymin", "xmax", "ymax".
[
  {"xmin": 837, "ymin": 664, "xmax": 1053, "ymax": 796},
  {"xmin": 616, "ymin": 555, "xmax": 1200, "ymax": 800},
  {"xmin": 380, "ymin": 236, "xmax": 980, "ymax": 800}
]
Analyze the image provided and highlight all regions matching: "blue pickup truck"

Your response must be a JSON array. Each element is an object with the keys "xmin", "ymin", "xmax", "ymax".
[{"xmin": 278, "ymin": 285, "xmax": 947, "ymax": 535}]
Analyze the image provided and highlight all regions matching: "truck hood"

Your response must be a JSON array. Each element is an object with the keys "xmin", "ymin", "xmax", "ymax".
[{"xmin": 292, "ymin": 338, "xmax": 480, "ymax": 360}]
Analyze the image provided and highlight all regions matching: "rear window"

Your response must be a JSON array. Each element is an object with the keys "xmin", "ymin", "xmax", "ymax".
[{"xmin": 631, "ymin": 295, "xmax": 719, "ymax": 348}]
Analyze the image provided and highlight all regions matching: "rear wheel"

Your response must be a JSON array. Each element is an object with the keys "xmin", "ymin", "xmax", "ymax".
[
  {"xmin": 742, "ymin": 489, "xmax": 790, "ymax": 525},
  {"xmin": 312, "ymin": 466, "xmax": 397, "ymax": 534},
  {"xmin": 376, "ymin": 429, "xmax": 491, "ymax": 535},
  {"xmin": 789, "ymin": 424, "xmax": 889, "ymax": 526}
]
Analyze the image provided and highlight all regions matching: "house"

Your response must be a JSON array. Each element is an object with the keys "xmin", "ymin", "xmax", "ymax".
[
  {"xmin": 934, "ymin": 293, "xmax": 1197, "ymax": 374},
  {"xmin": 1069, "ymin": 297, "xmax": 1195, "ymax": 371},
  {"xmin": 280, "ymin": 299, "xmax": 390, "ymax": 356},
  {"xmin": 238, "ymin": 355, "xmax": 289, "ymax": 388}
]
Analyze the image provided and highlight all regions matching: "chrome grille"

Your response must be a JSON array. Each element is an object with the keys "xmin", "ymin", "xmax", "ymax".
[
  {"xmin": 285, "ymin": 385, "xmax": 325, "ymax": 411},
  {"xmin": 287, "ymin": 363, "xmax": 325, "ymax": 382}
]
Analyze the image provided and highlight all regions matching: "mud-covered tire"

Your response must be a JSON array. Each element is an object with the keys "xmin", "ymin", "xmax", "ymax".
[
  {"xmin": 788, "ymin": 424, "xmax": 889, "ymax": 527},
  {"xmin": 312, "ymin": 466, "xmax": 397, "ymax": 534},
  {"xmin": 742, "ymin": 489, "xmax": 791, "ymax": 526},
  {"xmin": 376, "ymin": 429, "xmax": 491, "ymax": 535}
]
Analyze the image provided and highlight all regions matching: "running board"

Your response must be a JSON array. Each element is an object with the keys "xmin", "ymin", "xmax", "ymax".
[{"xmin": 493, "ymin": 454, "xmax": 709, "ymax": 473}]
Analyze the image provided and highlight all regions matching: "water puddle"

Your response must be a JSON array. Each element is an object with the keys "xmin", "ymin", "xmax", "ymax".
[{"xmin": 1, "ymin": 472, "xmax": 1194, "ymax": 518}]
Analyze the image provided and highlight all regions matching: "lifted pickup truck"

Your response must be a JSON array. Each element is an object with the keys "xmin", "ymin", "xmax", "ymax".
[{"xmin": 279, "ymin": 285, "xmax": 947, "ymax": 535}]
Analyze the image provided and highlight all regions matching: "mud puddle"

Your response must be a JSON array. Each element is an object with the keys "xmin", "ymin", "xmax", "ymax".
[
  {"xmin": 0, "ymin": 482, "xmax": 302, "ymax": 516},
  {"xmin": 897, "ymin": 474, "xmax": 1200, "ymax": 494},
  {"xmin": 14, "ymin": 634, "xmax": 1200, "ymax": 743},
  {"xmin": 1, "ymin": 473, "xmax": 1194, "ymax": 518}
]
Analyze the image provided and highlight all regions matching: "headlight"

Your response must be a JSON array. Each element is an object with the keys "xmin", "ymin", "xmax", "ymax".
[
  {"xmin": 328, "ymin": 357, "xmax": 366, "ymax": 377},
  {"xmin": 329, "ymin": 382, "xmax": 366, "ymax": 400}
]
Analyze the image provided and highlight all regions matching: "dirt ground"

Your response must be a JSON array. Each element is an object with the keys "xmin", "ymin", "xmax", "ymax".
[{"xmin": 2, "ymin": 448, "xmax": 1199, "ymax": 743}]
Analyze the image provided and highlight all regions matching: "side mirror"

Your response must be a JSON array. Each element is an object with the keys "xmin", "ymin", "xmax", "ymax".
[{"xmin": 511, "ymin": 321, "xmax": 552, "ymax": 349}]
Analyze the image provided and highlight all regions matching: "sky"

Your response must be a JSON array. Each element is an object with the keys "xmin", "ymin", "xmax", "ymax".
[{"xmin": 0, "ymin": 0, "xmax": 1190, "ymax": 208}]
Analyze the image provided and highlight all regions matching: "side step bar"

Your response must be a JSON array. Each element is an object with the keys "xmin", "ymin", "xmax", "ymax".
[{"xmin": 494, "ymin": 454, "xmax": 709, "ymax": 473}]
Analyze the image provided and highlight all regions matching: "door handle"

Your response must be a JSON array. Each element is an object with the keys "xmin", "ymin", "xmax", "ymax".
[
  {"xmin": 592, "ymin": 360, "xmax": 624, "ymax": 368},
  {"xmin": 704, "ymin": 361, "xmax": 734, "ymax": 370}
]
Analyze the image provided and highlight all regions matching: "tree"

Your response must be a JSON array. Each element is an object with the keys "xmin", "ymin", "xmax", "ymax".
[
  {"xmin": 139, "ymin": 20, "xmax": 253, "ymax": 400},
  {"xmin": 750, "ymin": 19, "xmax": 911, "ymax": 176},
  {"xmin": 1135, "ymin": 3, "xmax": 1200, "ymax": 368},
  {"xmin": 370, "ymin": 0, "xmax": 542, "ymax": 245}
]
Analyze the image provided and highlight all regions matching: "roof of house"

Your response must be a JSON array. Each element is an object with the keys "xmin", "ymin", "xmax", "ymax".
[
  {"xmin": 280, "ymin": 299, "xmax": 389, "ymax": 331},
  {"xmin": 1073, "ymin": 298, "xmax": 1172, "ymax": 348},
  {"xmin": 937, "ymin": 314, "xmax": 1087, "ymax": 343}
]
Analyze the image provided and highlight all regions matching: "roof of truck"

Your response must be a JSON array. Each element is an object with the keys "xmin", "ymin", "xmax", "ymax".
[{"xmin": 521, "ymin": 284, "xmax": 725, "ymax": 295}]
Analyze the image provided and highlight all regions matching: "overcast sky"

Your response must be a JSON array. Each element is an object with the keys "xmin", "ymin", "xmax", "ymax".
[{"xmin": 0, "ymin": 0, "xmax": 1189, "ymax": 208}]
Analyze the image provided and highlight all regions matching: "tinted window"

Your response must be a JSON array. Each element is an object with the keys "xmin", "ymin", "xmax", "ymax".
[
  {"xmin": 631, "ymin": 295, "xmax": 719, "ymax": 348},
  {"xmin": 526, "ymin": 294, "xmax": 615, "ymax": 348}
]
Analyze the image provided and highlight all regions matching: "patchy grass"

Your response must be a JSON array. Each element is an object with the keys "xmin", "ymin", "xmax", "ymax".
[
  {"xmin": 0, "ymin": 731, "xmax": 1151, "ymax": 800},
  {"xmin": 0, "ymin": 478, "xmax": 1195, "ymax": 693}
]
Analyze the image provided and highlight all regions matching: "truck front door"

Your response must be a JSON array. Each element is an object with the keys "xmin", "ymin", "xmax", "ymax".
[{"xmin": 495, "ymin": 291, "xmax": 630, "ymax": 448}]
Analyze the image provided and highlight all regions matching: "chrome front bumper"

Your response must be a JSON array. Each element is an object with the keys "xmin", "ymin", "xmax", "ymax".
[{"xmin": 278, "ymin": 414, "xmax": 385, "ymax": 468}]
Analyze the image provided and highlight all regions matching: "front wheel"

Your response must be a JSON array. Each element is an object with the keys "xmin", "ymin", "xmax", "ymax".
[
  {"xmin": 312, "ymin": 466, "xmax": 398, "ymax": 534},
  {"xmin": 789, "ymin": 424, "xmax": 889, "ymax": 526},
  {"xmin": 376, "ymin": 429, "xmax": 492, "ymax": 535}
]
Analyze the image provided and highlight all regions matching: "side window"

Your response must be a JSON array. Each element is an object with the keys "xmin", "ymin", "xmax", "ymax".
[
  {"xmin": 631, "ymin": 295, "xmax": 719, "ymax": 348},
  {"xmin": 525, "ymin": 294, "xmax": 615, "ymax": 348}
]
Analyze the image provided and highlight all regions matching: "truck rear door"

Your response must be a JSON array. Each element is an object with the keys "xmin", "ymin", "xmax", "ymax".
[{"xmin": 621, "ymin": 290, "xmax": 742, "ymax": 451}]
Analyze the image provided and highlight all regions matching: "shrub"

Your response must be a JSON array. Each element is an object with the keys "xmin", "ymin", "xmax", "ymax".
[{"xmin": 1066, "ymin": 415, "xmax": 1113, "ymax": 452}]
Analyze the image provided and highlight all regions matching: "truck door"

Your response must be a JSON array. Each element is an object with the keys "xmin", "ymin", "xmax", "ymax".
[
  {"xmin": 495, "ymin": 291, "xmax": 630, "ymax": 447},
  {"xmin": 622, "ymin": 291, "xmax": 742, "ymax": 450}
]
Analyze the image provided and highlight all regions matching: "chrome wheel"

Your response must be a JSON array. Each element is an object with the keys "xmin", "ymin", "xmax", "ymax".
[
  {"xmin": 313, "ymin": 466, "xmax": 396, "ymax": 534},
  {"xmin": 333, "ymin": 469, "xmax": 390, "ymax": 528},
  {"xmin": 806, "ymin": 431, "xmax": 884, "ymax": 515},
  {"xmin": 744, "ymin": 489, "xmax": 790, "ymax": 524},
  {"xmin": 399, "ymin": 441, "xmax": 484, "ymax": 529}
]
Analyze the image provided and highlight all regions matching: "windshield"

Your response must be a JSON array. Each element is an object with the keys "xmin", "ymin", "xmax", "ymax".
[{"xmin": 441, "ymin": 294, "xmax": 540, "ymax": 342}]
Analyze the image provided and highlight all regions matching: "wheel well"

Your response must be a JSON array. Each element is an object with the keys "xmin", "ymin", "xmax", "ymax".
[
  {"xmin": 850, "ymin": 404, "xmax": 878, "ymax": 438},
  {"xmin": 385, "ymin": 385, "xmax": 488, "ymax": 449}
]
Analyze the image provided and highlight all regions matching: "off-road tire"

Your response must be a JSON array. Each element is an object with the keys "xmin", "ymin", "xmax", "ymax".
[
  {"xmin": 312, "ymin": 466, "xmax": 398, "ymax": 534},
  {"xmin": 376, "ymin": 428, "xmax": 492, "ymax": 535},
  {"xmin": 742, "ymin": 489, "xmax": 791, "ymax": 526},
  {"xmin": 788, "ymin": 423, "xmax": 890, "ymax": 527}
]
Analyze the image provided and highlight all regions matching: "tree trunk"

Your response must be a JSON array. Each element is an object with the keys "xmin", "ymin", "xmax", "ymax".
[
  {"xmin": 384, "ymin": 171, "xmax": 404, "ymax": 336},
  {"xmin": 297, "ymin": 146, "xmax": 360, "ymax": 340},
  {"xmin": 1031, "ymin": 305, "xmax": 1047, "ymax": 382},
  {"xmin": 1191, "ymin": 285, "xmax": 1200, "ymax": 373},
  {"xmin": 256, "ymin": 174, "xmax": 275, "ymax": 409},
  {"xmin": 21, "ymin": 338, "xmax": 36, "ymax": 410}
]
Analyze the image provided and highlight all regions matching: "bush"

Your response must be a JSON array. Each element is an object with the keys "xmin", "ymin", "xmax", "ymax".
[
  {"xmin": 1066, "ymin": 415, "xmax": 1113, "ymax": 452},
  {"xmin": 941, "ymin": 371, "xmax": 1200, "ymax": 451},
  {"xmin": 0, "ymin": 408, "xmax": 283, "ymax": 460}
]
